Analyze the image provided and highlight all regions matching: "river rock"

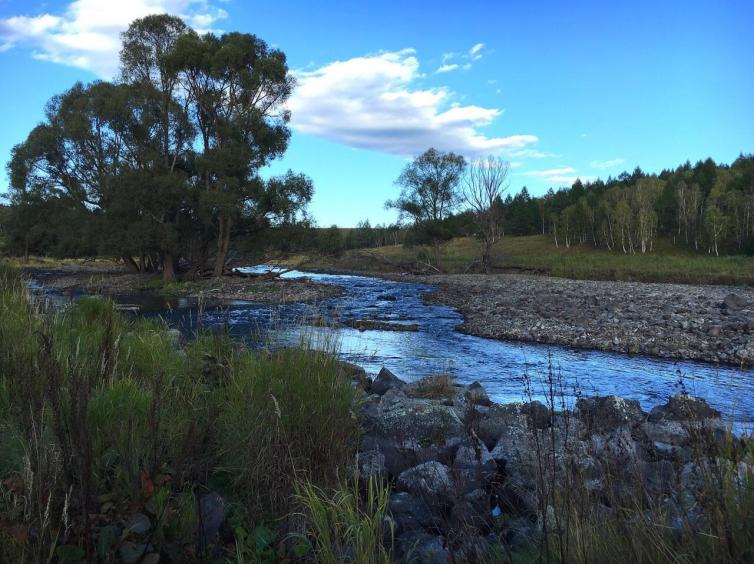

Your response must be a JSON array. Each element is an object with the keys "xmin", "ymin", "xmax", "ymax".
[
  {"xmin": 476, "ymin": 402, "xmax": 535, "ymax": 450},
  {"xmin": 371, "ymin": 367, "xmax": 406, "ymax": 395},
  {"xmin": 375, "ymin": 388, "xmax": 464, "ymax": 445},
  {"xmin": 722, "ymin": 293, "xmax": 749, "ymax": 311},
  {"xmin": 576, "ymin": 395, "xmax": 645, "ymax": 432},
  {"xmin": 397, "ymin": 461, "xmax": 454, "ymax": 506},
  {"xmin": 389, "ymin": 492, "xmax": 441, "ymax": 532},
  {"xmin": 396, "ymin": 531, "xmax": 450, "ymax": 564},
  {"xmin": 648, "ymin": 393, "xmax": 721, "ymax": 421},
  {"xmin": 199, "ymin": 493, "xmax": 228, "ymax": 547}
]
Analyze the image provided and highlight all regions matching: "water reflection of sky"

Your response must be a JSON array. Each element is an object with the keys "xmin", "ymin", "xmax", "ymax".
[{"xmin": 31, "ymin": 266, "xmax": 754, "ymax": 427}]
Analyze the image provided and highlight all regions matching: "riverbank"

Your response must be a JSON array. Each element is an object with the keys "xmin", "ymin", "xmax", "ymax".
[
  {"xmin": 422, "ymin": 273, "xmax": 754, "ymax": 366},
  {"xmin": 288, "ymin": 235, "xmax": 754, "ymax": 285},
  {"xmin": 25, "ymin": 264, "xmax": 342, "ymax": 304}
]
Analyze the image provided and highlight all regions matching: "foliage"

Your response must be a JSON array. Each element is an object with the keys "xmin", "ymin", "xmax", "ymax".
[
  {"xmin": 2, "ymin": 15, "xmax": 312, "ymax": 277},
  {"xmin": 0, "ymin": 263, "xmax": 360, "ymax": 561}
]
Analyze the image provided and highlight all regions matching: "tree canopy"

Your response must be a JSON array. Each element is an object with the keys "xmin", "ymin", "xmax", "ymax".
[{"xmin": 3, "ymin": 14, "xmax": 311, "ymax": 278}]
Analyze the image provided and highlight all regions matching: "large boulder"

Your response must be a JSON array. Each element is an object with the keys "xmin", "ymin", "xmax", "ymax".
[
  {"xmin": 648, "ymin": 394, "xmax": 721, "ymax": 422},
  {"xmin": 576, "ymin": 395, "xmax": 645, "ymax": 432},
  {"xmin": 388, "ymin": 492, "xmax": 441, "ymax": 533},
  {"xmin": 374, "ymin": 388, "xmax": 464, "ymax": 446},
  {"xmin": 476, "ymin": 402, "xmax": 543, "ymax": 450},
  {"xmin": 371, "ymin": 367, "xmax": 406, "ymax": 395},
  {"xmin": 397, "ymin": 461, "xmax": 454, "ymax": 507}
]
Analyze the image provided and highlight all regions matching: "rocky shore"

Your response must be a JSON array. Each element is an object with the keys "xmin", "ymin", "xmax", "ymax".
[
  {"xmin": 349, "ymin": 367, "xmax": 748, "ymax": 562},
  {"xmin": 26, "ymin": 265, "xmax": 341, "ymax": 304},
  {"xmin": 421, "ymin": 273, "xmax": 754, "ymax": 366}
]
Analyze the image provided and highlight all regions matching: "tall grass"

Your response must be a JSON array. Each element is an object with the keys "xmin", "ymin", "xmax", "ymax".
[
  {"xmin": 0, "ymin": 261, "xmax": 362, "ymax": 561},
  {"xmin": 294, "ymin": 476, "xmax": 393, "ymax": 564}
]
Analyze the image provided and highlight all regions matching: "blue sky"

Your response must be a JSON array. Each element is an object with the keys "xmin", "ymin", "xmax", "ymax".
[{"xmin": 1, "ymin": 0, "xmax": 752, "ymax": 226}]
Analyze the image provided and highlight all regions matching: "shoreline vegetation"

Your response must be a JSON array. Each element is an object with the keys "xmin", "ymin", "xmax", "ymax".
[
  {"xmin": 286, "ymin": 235, "xmax": 754, "ymax": 286},
  {"xmin": 1, "ymin": 261, "xmax": 753, "ymax": 563}
]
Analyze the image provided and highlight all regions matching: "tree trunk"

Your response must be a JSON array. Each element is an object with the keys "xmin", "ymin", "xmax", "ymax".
[
  {"xmin": 213, "ymin": 216, "xmax": 232, "ymax": 277},
  {"xmin": 163, "ymin": 252, "xmax": 176, "ymax": 282},
  {"xmin": 432, "ymin": 239, "xmax": 442, "ymax": 272}
]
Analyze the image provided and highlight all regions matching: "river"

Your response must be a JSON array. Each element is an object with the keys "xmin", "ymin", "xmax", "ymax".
[{"xmin": 32, "ymin": 266, "xmax": 754, "ymax": 427}]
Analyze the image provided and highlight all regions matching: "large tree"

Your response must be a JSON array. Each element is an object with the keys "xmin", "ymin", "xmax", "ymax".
[
  {"xmin": 170, "ymin": 30, "xmax": 294, "ymax": 275},
  {"xmin": 387, "ymin": 148, "xmax": 466, "ymax": 268},
  {"xmin": 463, "ymin": 156, "xmax": 510, "ymax": 272}
]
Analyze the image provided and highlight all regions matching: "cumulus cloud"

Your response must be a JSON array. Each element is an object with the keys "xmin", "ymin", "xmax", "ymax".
[
  {"xmin": 0, "ymin": 0, "xmax": 227, "ymax": 77},
  {"xmin": 590, "ymin": 158, "xmax": 625, "ymax": 169},
  {"xmin": 288, "ymin": 49, "xmax": 539, "ymax": 158}
]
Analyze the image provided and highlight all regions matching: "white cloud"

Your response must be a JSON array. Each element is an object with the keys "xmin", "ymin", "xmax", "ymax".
[
  {"xmin": 590, "ymin": 158, "xmax": 625, "ymax": 169},
  {"xmin": 520, "ymin": 167, "xmax": 595, "ymax": 186},
  {"xmin": 522, "ymin": 167, "xmax": 577, "ymax": 177},
  {"xmin": 288, "ymin": 49, "xmax": 540, "ymax": 158},
  {"xmin": 435, "ymin": 63, "xmax": 459, "ymax": 74},
  {"xmin": 547, "ymin": 175, "xmax": 596, "ymax": 185},
  {"xmin": 469, "ymin": 42, "xmax": 484, "ymax": 60},
  {"xmin": 0, "ymin": 0, "xmax": 228, "ymax": 77}
]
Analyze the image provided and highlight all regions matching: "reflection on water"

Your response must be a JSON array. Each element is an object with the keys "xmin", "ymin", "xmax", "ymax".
[{"xmin": 32, "ymin": 266, "xmax": 754, "ymax": 426}]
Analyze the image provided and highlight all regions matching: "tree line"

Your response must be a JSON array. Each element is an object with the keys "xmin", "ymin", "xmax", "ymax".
[
  {"xmin": 498, "ymin": 155, "xmax": 754, "ymax": 256},
  {"xmin": 364, "ymin": 152, "xmax": 754, "ymax": 265},
  {"xmin": 1, "ymin": 14, "xmax": 313, "ymax": 280}
]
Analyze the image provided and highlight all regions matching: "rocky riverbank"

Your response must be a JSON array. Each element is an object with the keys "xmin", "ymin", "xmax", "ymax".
[
  {"xmin": 26, "ymin": 265, "xmax": 341, "ymax": 304},
  {"xmin": 349, "ymin": 367, "xmax": 749, "ymax": 562},
  {"xmin": 421, "ymin": 273, "xmax": 754, "ymax": 366}
]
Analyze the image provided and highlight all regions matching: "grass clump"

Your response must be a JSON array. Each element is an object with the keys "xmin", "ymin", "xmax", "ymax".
[
  {"xmin": 408, "ymin": 374, "xmax": 457, "ymax": 399},
  {"xmin": 295, "ymin": 476, "xmax": 393, "ymax": 564}
]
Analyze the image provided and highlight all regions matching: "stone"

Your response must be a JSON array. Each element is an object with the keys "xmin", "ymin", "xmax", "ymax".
[
  {"xmin": 397, "ymin": 461, "xmax": 454, "ymax": 505},
  {"xmin": 199, "ymin": 493, "xmax": 228, "ymax": 546},
  {"xmin": 166, "ymin": 328, "xmax": 182, "ymax": 348},
  {"xmin": 464, "ymin": 381, "xmax": 492, "ymax": 407},
  {"xmin": 576, "ymin": 395, "xmax": 645, "ymax": 432},
  {"xmin": 358, "ymin": 449, "xmax": 386, "ymax": 480},
  {"xmin": 374, "ymin": 391, "xmax": 464, "ymax": 446},
  {"xmin": 396, "ymin": 531, "xmax": 450, "ymax": 564},
  {"xmin": 648, "ymin": 394, "xmax": 721, "ymax": 422},
  {"xmin": 124, "ymin": 513, "xmax": 151, "ymax": 535},
  {"xmin": 722, "ymin": 293, "xmax": 748, "ymax": 311},
  {"xmin": 477, "ymin": 403, "xmax": 531, "ymax": 450},
  {"xmin": 371, "ymin": 367, "xmax": 406, "ymax": 395},
  {"xmin": 119, "ymin": 542, "xmax": 152, "ymax": 564},
  {"xmin": 388, "ymin": 492, "xmax": 441, "ymax": 533}
]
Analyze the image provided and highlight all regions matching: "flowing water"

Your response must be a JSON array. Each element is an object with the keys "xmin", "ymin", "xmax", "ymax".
[{"xmin": 32, "ymin": 267, "xmax": 754, "ymax": 427}]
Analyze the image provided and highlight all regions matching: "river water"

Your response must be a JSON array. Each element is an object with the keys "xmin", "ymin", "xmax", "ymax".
[{"xmin": 32, "ymin": 267, "xmax": 754, "ymax": 427}]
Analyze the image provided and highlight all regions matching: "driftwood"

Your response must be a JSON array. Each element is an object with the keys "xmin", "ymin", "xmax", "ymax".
[{"xmin": 229, "ymin": 267, "xmax": 294, "ymax": 280}]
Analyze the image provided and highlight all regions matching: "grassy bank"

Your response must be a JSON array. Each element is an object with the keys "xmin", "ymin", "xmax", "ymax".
[
  {"xmin": 0, "ymin": 262, "xmax": 385, "ymax": 562},
  {"xmin": 293, "ymin": 235, "xmax": 754, "ymax": 285}
]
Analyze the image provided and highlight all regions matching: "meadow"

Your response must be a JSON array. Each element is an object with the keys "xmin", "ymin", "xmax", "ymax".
[{"xmin": 296, "ymin": 235, "xmax": 754, "ymax": 285}]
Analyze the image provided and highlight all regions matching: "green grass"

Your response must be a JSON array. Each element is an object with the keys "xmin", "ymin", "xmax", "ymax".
[
  {"xmin": 0, "ymin": 261, "xmax": 363, "ymax": 561},
  {"xmin": 298, "ymin": 235, "xmax": 754, "ymax": 285}
]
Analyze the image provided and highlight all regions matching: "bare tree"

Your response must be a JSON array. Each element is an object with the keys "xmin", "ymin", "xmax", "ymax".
[{"xmin": 463, "ymin": 156, "xmax": 510, "ymax": 272}]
